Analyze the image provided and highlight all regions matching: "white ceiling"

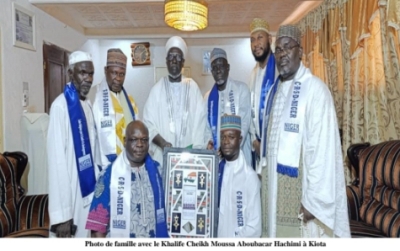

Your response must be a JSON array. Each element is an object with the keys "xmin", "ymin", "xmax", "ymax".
[{"xmin": 30, "ymin": 0, "xmax": 323, "ymax": 38}]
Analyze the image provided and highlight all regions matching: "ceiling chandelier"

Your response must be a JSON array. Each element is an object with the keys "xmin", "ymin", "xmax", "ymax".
[{"xmin": 165, "ymin": 0, "xmax": 208, "ymax": 31}]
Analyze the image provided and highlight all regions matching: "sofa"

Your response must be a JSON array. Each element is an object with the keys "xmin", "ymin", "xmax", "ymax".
[
  {"xmin": 0, "ymin": 151, "xmax": 49, "ymax": 237},
  {"xmin": 346, "ymin": 140, "xmax": 400, "ymax": 237}
]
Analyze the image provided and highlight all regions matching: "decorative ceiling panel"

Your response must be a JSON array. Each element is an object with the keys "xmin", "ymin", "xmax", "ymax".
[{"xmin": 30, "ymin": 0, "xmax": 323, "ymax": 37}]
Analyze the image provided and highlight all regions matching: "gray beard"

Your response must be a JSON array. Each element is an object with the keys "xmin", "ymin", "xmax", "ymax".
[{"xmin": 168, "ymin": 73, "xmax": 182, "ymax": 79}]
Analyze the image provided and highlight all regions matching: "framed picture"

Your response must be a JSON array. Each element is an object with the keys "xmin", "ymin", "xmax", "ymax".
[
  {"xmin": 162, "ymin": 147, "xmax": 219, "ymax": 238},
  {"xmin": 202, "ymin": 49, "xmax": 212, "ymax": 75},
  {"xmin": 12, "ymin": 2, "xmax": 36, "ymax": 51},
  {"xmin": 131, "ymin": 42, "xmax": 151, "ymax": 66}
]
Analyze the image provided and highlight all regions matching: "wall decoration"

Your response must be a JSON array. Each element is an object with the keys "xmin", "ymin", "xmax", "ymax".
[
  {"xmin": 163, "ymin": 147, "xmax": 219, "ymax": 238},
  {"xmin": 202, "ymin": 49, "xmax": 212, "ymax": 75},
  {"xmin": 12, "ymin": 2, "xmax": 36, "ymax": 51},
  {"xmin": 131, "ymin": 42, "xmax": 151, "ymax": 66}
]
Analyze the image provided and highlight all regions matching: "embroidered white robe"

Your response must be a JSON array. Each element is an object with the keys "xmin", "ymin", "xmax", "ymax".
[
  {"xmin": 263, "ymin": 63, "xmax": 351, "ymax": 238},
  {"xmin": 143, "ymin": 77, "xmax": 207, "ymax": 172}
]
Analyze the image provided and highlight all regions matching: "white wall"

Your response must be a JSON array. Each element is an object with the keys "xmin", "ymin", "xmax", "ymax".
[
  {"xmin": 84, "ymin": 37, "xmax": 256, "ymax": 116},
  {"xmin": 0, "ymin": 0, "xmax": 87, "ymax": 151}
]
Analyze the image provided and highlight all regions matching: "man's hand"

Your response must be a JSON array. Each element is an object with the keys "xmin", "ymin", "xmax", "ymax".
[
  {"xmin": 52, "ymin": 219, "xmax": 72, "ymax": 238},
  {"xmin": 153, "ymin": 134, "xmax": 172, "ymax": 151},
  {"xmin": 253, "ymin": 140, "xmax": 261, "ymax": 156},
  {"xmin": 300, "ymin": 204, "xmax": 315, "ymax": 223},
  {"xmin": 162, "ymin": 142, "xmax": 172, "ymax": 151},
  {"xmin": 207, "ymin": 140, "xmax": 214, "ymax": 150}
]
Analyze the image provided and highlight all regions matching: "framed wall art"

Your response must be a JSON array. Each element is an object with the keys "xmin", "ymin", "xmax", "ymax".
[
  {"xmin": 202, "ymin": 49, "xmax": 212, "ymax": 75},
  {"xmin": 12, "ymin": 2, "xmax": 36, "ymax": 51},
  {"xmin": 162, "ymin": 147, "xmax": 219, "ymax": 238},
  {"xmin": 131, "ymin": 42, "xmax": 151, "ymax": 66}
]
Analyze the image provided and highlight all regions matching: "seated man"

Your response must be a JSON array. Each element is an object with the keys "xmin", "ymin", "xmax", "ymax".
[
  {"xmin": 86, "ymin": 120, "xmax": 169, "ymax": 238},
  {"xmin": 218, "ymin": 114, "xmax": 261, "ymax": 238}
]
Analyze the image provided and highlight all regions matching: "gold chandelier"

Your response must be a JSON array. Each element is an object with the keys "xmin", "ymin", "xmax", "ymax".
[{"xmin": 165, "ymin": 0, "xmax": 208, "ymax": 31}]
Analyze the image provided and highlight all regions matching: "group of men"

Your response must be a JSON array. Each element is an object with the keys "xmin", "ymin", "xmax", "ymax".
[{"xmin": 47, "ymin": 18, "xmax": 350, "ymax": 239}]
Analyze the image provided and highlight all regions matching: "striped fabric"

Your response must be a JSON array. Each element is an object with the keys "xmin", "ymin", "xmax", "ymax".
[
  {"xmin": 17, "ymin": 194, "xmax": 49, "ymax": 231},
  {"xmin": 358, "ymin": 141, "xmax": 400, "ymax": 237},
  {"xmin": 5, "ymin": 227, "xmax": 49, "ymax": 238},
  {"xmin": 0, "ymin": 154, "xmax": 18, "ymax": 237},
  {"xmin": 0, "ymin": 152, "xmax": 50, "ymax": 237}
]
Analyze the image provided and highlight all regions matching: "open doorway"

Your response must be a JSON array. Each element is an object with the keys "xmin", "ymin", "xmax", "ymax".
[{"xmin": 43, "ymin": 42, "xmax": 70, "ymax": 113}]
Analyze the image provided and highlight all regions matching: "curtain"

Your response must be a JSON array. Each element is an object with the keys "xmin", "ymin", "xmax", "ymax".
[{"xmin": 297, "ymin": 0, "xmax": 400, "ymax": 183}]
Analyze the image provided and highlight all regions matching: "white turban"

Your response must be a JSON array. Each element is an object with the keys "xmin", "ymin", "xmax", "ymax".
[
  {"xmin": 68, "ymin": 51, "xmax": 92, "ymax": 66},
  {"xmin": 165, "ymin": 36, "xmax": 187, "ymax": 59}
]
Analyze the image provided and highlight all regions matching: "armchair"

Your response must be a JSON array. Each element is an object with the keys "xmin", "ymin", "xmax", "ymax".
[
  {"xmin": 346, "ymin": 140, "xmax": 400, "ymax": 237},
  {"xmin": 0, "ymin": 151, "xmax": 49, "ymax": 237}
]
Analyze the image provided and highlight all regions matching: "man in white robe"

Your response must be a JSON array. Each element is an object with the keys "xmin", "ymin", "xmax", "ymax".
[
  {"xmin": 248, "ymin": 18, "xmax": 278, "ymax": 173},
  {"xmin": 143, "ymin": 36, "xmax": 207, "ymax": 172},
  {"xmin": 218, "ymin": 115, "xmax": 261, "ymax": 238},
  {"xmin": 92, "ymin": 48, "xmax": 139, "ymax": 167},
  {"xmin": 204, "ymin": 48, "xmax": 252, "ymax": 165},
  {"xmin": 261, "ymin": 24, "xmax": 350, "ymax": 238},
  {"xmin": 47, "ymin": 51, "xmax": 101, "ymax": 238}
]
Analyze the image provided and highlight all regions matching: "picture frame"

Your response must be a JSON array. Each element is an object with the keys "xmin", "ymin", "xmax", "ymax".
[
  {"xmin": 12, "ymin": 2, "xmax": 36, "ymax": 51},
  {"xmin": 162, "ymin": 147, "xmax": 219, "ymax": 238},
  {"xmin": 202, "ymin": 49, "xmax": 212, "ymax": 75},
  {"xmin": 131, "ymin": 42, "xmax": 151, "ymax": 66}
]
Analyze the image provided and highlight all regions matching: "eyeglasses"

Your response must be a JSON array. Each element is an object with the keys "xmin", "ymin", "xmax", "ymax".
[
  {"xmin": 166, "ymin": 53, "xmax": 183, "ymax": 62},
  {"xmin": 274, "ymin": 44, "xmax": 300, "ymax": 55}
]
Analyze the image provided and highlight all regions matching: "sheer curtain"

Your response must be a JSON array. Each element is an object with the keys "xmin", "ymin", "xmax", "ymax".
[{"xmin": 297, "ymin": 0, "xmax": 400, "ymax": 183}]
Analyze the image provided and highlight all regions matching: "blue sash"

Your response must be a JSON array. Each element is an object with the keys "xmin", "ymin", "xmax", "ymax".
[
  {"xmin": 261, "ymin": 77, "xmax": 280, "ymax": 157},
  {"xmin": 144, "ymin": 154, "xmax": 169, "ymax": 237},
  {"xmin": 121, "ymin": 87, "xmax": 136, "ymax": 121},
  {"xmin": 64, "ymin": 83, "xmax": 96, "ymax": 198},
  {"xmin": 258, "ymin": 54, "xmax": 276, "ymax": 140},
  {"xmin": 217, "ymin": 159, "xmax": 226, "ymax": 208},
  {"xmin": 207, "ymin": 84, "xmax": 219, "ymax": 150}
]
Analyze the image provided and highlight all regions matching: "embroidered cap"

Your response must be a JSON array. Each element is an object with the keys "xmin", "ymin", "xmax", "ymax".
[
  {"xmin": 68, "ymin": 51, "xmax": 92, "ymax": 66},
  {"xmin": 210, "ymin": 48, "xmax": 227, "ymax": 63},
  {"xmin": 165, "ymin": 36, "xmax": 187, "ymax": 59},
  {"xmin": 276, "ymin": 24, "xmax": 302, "ymax": 45},
  {"xmin": 107, "ymin": 48, "xmax": 127, "ymax": 68},
  {"xmin": 220, "ymin": 114, "xmax": 241, "ymax": 131},
  {"xmin": 250, "ymin": 18, "xmax": 270, "ymax": 34}
]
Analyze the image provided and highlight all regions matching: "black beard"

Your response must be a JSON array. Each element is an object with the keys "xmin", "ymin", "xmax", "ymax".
[{"xmin": 253, "ymin": 48, "xmax": 270, "ymax": 63}]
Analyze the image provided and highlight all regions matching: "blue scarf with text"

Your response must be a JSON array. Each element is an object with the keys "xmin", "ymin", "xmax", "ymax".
[
  {"xmin": 207, "ymin": 84, "xmax": 219, "ymax": 150},
  {"xmin": 64, "ymin": 83, "xmax": 96, "ymax": 199},
  {"xmin": 144, "ymin": 155, "xmax": 169, "ymax": 237},
  {"xmin": 258, "ymin": 54, "xmax": 276, "ymax": 140}
]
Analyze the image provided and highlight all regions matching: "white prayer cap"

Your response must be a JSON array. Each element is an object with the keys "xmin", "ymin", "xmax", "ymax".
[
  {"xmin": 68, "ymin": 51, "xmax": 92, "ymax": 66},
  {"xmin": 210, "ymin": 48, "xmax": 227, "ymax": 63},
  {"xmin": 165, "ymin": 36, "xmax": 187, "ymax": 58}
]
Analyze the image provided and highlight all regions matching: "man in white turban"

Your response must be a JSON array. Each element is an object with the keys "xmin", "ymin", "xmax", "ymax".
[
  {"xmin": 47, "ymin": 51, "xmax": 102, "ymax": 237},
  {"xmin": 143, "ymin": 36, "xmax": 207, "ymax": 172}
]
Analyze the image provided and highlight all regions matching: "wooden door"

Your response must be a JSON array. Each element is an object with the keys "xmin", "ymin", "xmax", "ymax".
[{"xmin": 43, "ymin": 43, "xmax": 70, "ymax": 113}]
